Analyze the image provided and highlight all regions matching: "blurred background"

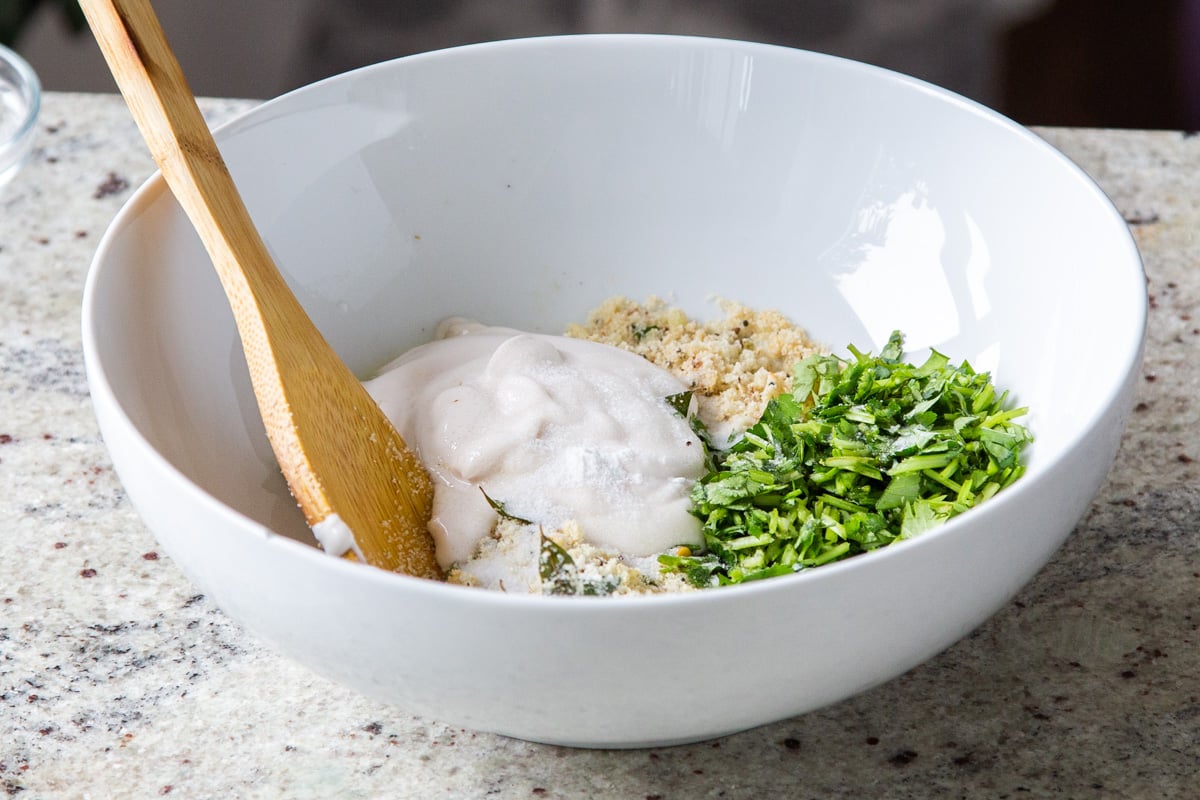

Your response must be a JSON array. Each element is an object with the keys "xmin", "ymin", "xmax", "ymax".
[{"xmin": 3, "ymin": 0, "xmax": 1198, "ymax": 129}]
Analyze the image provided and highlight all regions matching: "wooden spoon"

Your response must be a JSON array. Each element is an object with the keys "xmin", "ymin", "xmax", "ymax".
[{"xmin": 79, "ymin": 0, "xmax": 442, "ymax": 579}]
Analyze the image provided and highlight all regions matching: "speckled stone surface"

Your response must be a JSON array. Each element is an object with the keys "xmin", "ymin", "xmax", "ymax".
[{"xmin": 1, "ymin": 93, "xmax": 1197, "ymax": 798}]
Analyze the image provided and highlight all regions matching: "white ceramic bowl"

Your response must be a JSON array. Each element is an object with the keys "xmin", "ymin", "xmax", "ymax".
[{"xmin": 82, "ymin": 35, "xmax": 1145, "ymax": 748}]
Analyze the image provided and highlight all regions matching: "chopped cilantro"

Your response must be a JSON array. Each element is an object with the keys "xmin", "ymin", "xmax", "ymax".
[
  {"xmin": 662, "ymin": 331, "xmax": 1032, "ymax": 587},
  {"xmin": 632, "ymin": 323, "xmax": 661, "ymax": 341}
]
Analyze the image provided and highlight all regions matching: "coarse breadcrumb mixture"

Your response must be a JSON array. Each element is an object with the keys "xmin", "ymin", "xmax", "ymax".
[
  {"xmin": 566, "ymin": 296, "xmax": 823, "ymax": 446},
  {"xmin": 447, "ymin": 519, "xmax": 700, "ymax": 594}
]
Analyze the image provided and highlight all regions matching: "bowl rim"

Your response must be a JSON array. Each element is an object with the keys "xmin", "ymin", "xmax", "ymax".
[
  {"xmin": 0, "ymin": 42, "xmax": 41, "ymax": 148},
  {"xmin": 81, "ymin": 33, "xmax": 1148, "ymax": 609}
]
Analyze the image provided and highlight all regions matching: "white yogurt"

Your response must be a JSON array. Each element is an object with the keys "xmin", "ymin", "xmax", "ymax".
[
  {"xmin": 364, "ymin": 319, "xmax": 706, "ymax": 571},
  {"xmin": 310, "ymin": 513, "xmax": 361, "ymax": 562}
]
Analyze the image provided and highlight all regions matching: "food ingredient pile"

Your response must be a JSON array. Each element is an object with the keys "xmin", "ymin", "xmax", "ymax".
[{"xmin": 358, "ymin": 297, "xmax": 1030, "ymax": 596}]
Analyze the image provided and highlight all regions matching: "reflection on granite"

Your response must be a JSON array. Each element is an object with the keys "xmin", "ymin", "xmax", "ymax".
[{"xmin": 2, "ymin": 94, "xmax": 1198, "ymax": 797}]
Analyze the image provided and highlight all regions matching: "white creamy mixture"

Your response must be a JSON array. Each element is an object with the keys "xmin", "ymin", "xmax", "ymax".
[
  {"xmin": 310, "ymin": 513, "xmax": 360, "ymax": 562},
  {"xmin": 364, "ymin": 319, "xmax": 707, "ymax": 578}
]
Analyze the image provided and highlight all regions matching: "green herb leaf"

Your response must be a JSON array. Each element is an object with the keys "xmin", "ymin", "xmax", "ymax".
[
  {"xmin": 480, "ymin": 488, "xmax": 533, "ymax": 525},
  {"xmin": 665, "ymin": 390, "xmax": 693, "ymax": 417},
  {"xmin": 540, "ymin": 532, "xmax": 620, "ymax": 596},
  {"xmin": 657, "ymin": 551, "xmax": 726, "ymax": 588},
  {"xmin": 539, "ymin": 532, "xmax": 577, "ymax": 593},
  {"xmin": 661, "ymin": 330, "xmax": 1032, "ymax": 586},
  {"xmin": 632, "ymin": 323, "xmax": 660, "ymax": 341}
]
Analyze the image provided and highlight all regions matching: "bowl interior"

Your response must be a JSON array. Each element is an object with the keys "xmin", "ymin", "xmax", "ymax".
[{"xmin": 86, "ymin": 35, "xmax": 1145, "ymax": 560}]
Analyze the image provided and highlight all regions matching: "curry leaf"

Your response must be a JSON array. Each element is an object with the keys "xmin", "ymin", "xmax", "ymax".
[
  {"xmin": 665, "ymin": 391, "xmax": 693, "ymax": 417},
  {"xmin": 480, "ymin": 488, "xmax": 533, "ymax": 525}
]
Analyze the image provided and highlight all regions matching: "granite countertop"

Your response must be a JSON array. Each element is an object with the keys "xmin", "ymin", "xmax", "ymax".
[{"xmin": 1, "ymin": 92, "xmax": 1197, "ymax": 798}]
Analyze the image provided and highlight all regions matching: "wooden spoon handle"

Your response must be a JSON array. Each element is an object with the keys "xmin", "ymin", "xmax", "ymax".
[
  {"xmin": 80, "ymin": 0, "xmax": 284, "ymax": 311},
  {"xmin": 80, "ymin": 0, "xmax": 441, "ymax": 578}
]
